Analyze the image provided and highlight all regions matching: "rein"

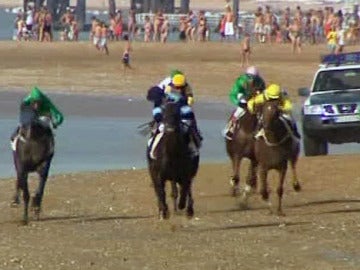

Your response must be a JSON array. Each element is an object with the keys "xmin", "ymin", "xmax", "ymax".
[{"xmin": 257, "ymin": 110, "xmax": 296, "ymax": 147}]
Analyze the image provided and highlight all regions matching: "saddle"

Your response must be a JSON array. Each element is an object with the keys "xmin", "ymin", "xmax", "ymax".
[{"xmin": 148, "ymin": 122, "xmax": 200, "ymax": 160}]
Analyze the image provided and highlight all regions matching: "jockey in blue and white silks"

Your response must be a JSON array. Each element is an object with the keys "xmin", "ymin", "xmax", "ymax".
[{"xmin": 146, "ymin": 72, "xmax": 202, "ymax": 159}]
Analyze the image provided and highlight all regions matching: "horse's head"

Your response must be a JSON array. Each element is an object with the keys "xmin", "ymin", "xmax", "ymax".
[
  {"xmin": 163, "ymin": 101, "xmax": 181, "ymax": 133},
  {"xmin": 260, "ymin": 99, "xmax": 282, "ymax": 131}
]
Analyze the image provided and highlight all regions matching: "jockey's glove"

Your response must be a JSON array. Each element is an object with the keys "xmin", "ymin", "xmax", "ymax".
[
  {"xmin": 238, "ymin": 99, "xmax": 247, "ymax": 108},
  {"xmin": 187, "ymin": 96, "xmax": 194, "ymax": 106}
]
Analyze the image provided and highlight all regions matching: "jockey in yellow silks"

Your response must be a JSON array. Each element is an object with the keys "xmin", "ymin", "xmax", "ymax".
[{"xmin": 247, "ymin": 84, "xmax": 301, "ymax": 139}]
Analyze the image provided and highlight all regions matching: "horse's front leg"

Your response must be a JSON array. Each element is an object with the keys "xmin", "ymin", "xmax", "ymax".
[
  {"xmin": 258, "ymin": 165, "xmax": 271, "ymax": 213},
  {"xmin": 153, "ymin": 177, "xmax": 169, "ymax": 220},
  {"xmin": 186, "ymin": 183, "xmax": 194, "ymax": 219},
  {"xmin": 178, "ymin": 180, "xmax": 190, "ymax": 211},
  {"xmin": 11, "ymin": 179, "xmax": 21, "ymax": 208},
  {"xmin": 170, "ymin": 180, "xmax": 178, "ymax": 213},
  {"xmin": 230, "ymin": 156, "xmax": 241, "ymax": 197},
  {"xmin": 240, "ymin": 160, "xmax": 258, "ymax": 209},
  {"xmin": 11, "ymin": 152, "xmax": 21, "ymax": 207},
  {"xmin": 290, "ymin": 158, "xmax": 301, "ymax": 192},
  {"xmin": 32, "ymin": 159, "xmax": 52, "ymax": 220},
  {"xmin": 276, "ymin": 166, "xmax": 287, "ymax": 217},
  {"xmin": 17, "ymin": 170, "xmax": 29, "ymax": 225}
]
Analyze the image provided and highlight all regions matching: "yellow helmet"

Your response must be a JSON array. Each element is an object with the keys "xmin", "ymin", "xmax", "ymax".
[
  {"xmin": 172, "ymin": 74, "xmax": 186, "ymax": 87},
  {"xmin": 265, "ymin": 84, "xmax": 281, "ymax": 99}
]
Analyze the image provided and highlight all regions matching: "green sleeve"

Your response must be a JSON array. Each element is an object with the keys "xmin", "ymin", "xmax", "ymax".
[
  {"xmin": 49, "ymin": 104, "xmax": 64, "ymax": 127},
  {"xmin": 229, "ymin": 76, "xmax": 246, "ymax": 106}
]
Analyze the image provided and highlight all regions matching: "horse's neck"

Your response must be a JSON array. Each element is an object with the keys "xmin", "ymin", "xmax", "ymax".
[
  {"xmin": 163, "ymin": 131, "xmax": 187, "ymax": 157},
  {"xmin": 239, "ymin": 111, "xmax": 257, "ymax": 133},
  {"xmin": 264, "ymin": 117, "xmax": 288, "ymax": 141}
]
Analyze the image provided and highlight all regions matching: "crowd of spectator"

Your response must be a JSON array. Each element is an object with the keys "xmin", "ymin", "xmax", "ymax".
[{"xmin": 13, "ymin": 0, "xmax": 360, "ymax": 56}]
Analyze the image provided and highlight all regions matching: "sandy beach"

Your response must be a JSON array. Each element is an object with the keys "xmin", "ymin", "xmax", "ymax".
[
  {"xmin": 0, "ymin": 41, "xmax": 343, "ymax": 102},
  {"xmin": 0, "ymin": 40, "xmax": 359, "ymax": 269}
]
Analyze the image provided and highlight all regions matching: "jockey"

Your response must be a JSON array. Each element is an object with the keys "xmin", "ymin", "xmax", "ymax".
[
  {"xmin": 147, "ymin": 69, "xmax": 194, "ymax": 129},
  {"xmin": 10, "ymin": 86, "xmax": 64, "ymax": 150},
  {"xmin": 247, "ymin": 83, "xmax": 301, "ymax": 139},
  {"xmin": 148, "ymin": 73, "xmax": 201, "ymax": 159},
  {"xmin": 223, "ymin": 66, "xmax": 266, "ymax": 140}
]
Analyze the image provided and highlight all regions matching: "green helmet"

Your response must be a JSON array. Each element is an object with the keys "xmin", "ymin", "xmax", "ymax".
[{"xmin": 170, "ymin": 69, "xmax": 183, "ymax": 78}]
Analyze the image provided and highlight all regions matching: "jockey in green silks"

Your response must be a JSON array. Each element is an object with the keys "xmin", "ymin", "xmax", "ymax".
[
  {"xmin": 223, "ymin": 66, "xmax": 266, "ymax": 140},
  {"xmin": 10, "ymin": 86, "xmax": 64, "ymax": 150}
]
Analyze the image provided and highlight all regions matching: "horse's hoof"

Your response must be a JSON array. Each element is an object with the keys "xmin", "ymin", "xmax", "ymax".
[
  {"xmin": 178, "ymin": 201, "xmax": 186, "ymax": 210},
  {"xmin": 231, "ymin": 187, "xmax": 240, "ymax": 197},
  {"xmin": 159, "ymin": 210, "xmax": 170, "ymax": 220},
  {"xmin": 21, "ymin": 219, "xmax": 29, "ymax": 226},
  {"xmin": 276, "ymin": 210, "xmax": 286, "ymax": 217},
  {"xmin": 239, "ymin": 200, "xmax": 249, "ymax": 210},
  {"xmin": 293, "ymin": 182, "xmax": 302, "ymax": 192},
  {"xmin": 261, "ymin": 192, "xmax": 269, "ymax": 201},
  {"xmin": 33, "ymin": 207, "xmax": 41, "ymax": 221},
  {"xmin": 10, "ymin": 201, "xmax": 20, "ymax": 208},
  {"xmin": 186, "ymin": 208, "xmax": 194, "ymax": 219}
]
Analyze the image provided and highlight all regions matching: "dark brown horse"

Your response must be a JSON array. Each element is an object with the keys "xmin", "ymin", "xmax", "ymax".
[
  {"xmin": 225, "ymin": 107, "xmax": 258, "ymax": 197},
  {"xmin": 12, "ymin": 105, "xmax": 55, "ymax": 225},
  {"xmin": 250, "ymin": 99, "xmax": 301, "ymax": 215},
  {"xmin": 147, "ymin": 101, "xmax": 199, "ymax": 219}
]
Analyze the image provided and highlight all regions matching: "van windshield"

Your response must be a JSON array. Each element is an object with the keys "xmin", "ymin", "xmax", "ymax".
[{"xmin": 313, "ymin": 69, "xmax": 360, "ymax": 92}]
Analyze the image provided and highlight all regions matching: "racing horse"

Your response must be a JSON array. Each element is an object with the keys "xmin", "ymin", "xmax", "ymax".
[
  {"xmin": 147, "ymin": 101, "xmax": 199, "ymax": 219},
  {"xmin": 225, "ymin": 105, "xmax": 259, "ymax": 197},
  {"xmin": 11, "ymin": 105, "xmax": 55, "ymax": 225},
  {"xmin": 250, "ymin": 99, "xmax": 301, "ymax": 215}
]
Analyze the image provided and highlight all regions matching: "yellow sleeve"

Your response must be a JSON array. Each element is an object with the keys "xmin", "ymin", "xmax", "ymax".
[
  {"xmin": 280, "ymin": 99, "xmax": 293, "ymax": 113},
  {"xmin": 247, "ymin": 98, "xmax": 255, "ymax": 114},
  {"xmin": 164, "ymin": 85, "xmax": 171, "ymax": 94},
  {"xmin": 187, "ymin": 96, "xmax": 194, "ymax": 106},
  {"xmin": 254, "ymin": 94, "xmax": 265, "ymax": 105}
]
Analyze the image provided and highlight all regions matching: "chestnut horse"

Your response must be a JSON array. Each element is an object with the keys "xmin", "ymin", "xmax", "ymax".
[
  {"xmin": 248, "ymin": 99, "xmax": 301, "ymax": 215},
  {"xmin": 225, "ymin": 107, "xmax": 258, "ymax": 197}
]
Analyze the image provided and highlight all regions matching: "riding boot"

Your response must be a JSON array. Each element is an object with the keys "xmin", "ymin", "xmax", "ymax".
[
  {"xmin": 10, "ymin": 126, "xmax": 20, "ymax": 141},
  {"xmin": 224, "ymin": 118, "xmax": 236, "ymax": 140},
  {"xmin": 191, "ymin": 119, "xmax": 203, "ymax": 148},
  {"xmin": 292, "ymin": 122, "xmax": 301, "ymax": 139}
]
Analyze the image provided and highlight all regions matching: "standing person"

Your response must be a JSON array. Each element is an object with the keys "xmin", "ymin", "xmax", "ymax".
[
  {"xmin": 263, "ymin": 5, "xmax": 273, "ymax": 43},
  {"xmin": 254, "ymin": 7, "xmax": 264, "ymax": 43},
  {"xmin": 224, "ymin": 6, "xmax": 234, "ymax": 40},
  {"xmin": 43, "ymin": 8, "xmax": 53, "ymax": 42},
  {"xmin": 100, "ymin": 22, "xmax": 109, "ymax": 55},
  {"xmin": 93, "ymin": 20, "xmax": 101, "ymax": 50},
  {"xmin": 89, "ymin": 16, "xmax": 97, "ymax": 42},
  {"xmin": 219, "ymin": 14, "xmax": 226, "ymax": 42},
  {"xmin": 160, "ymin": 16, "xmax": 169, "ymax": 43},
  {"xmin": 336, "ymin": 25, "xmax": 345, "ymax": 54},
  {"xmin": 179, "ymin": 15, "xmax": 187, "ymax": 41},
  {"xmin": 25, "ymin": 5, "xmax": 34, "ymax": 38},
  {"xmin": 326, "ymin": 26, "xmax": 337, "ymax": 54},
  {"xmin": 288, "ymin": 17, "xmax": 302, "ymax": 53},
  {"xmin": 122, "ymin": 35, "xmax": 132, "ymax": 73},
  {"xmin": 144, "ymin": 15, "xmax": 153, "ymax": 42},
  {"xmin": 128, "ymin": 8, "xmax": 137, "ymax": 40},
  {"xmin": 223, "ymin": 66, "xmax": 266, "ymax": 140},
  {"xmin": 241, "ymin": 33, "xmax": 251, "ymax": 67}
]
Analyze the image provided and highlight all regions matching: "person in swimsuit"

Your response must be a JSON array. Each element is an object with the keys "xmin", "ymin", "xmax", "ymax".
[
  {"xmin": 122, "ymin": 35, "xmax": 132, "ymax": 74},
  {"xmin": 241, "ymin": 33, "xmax": 251, "ymax": 67}
]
